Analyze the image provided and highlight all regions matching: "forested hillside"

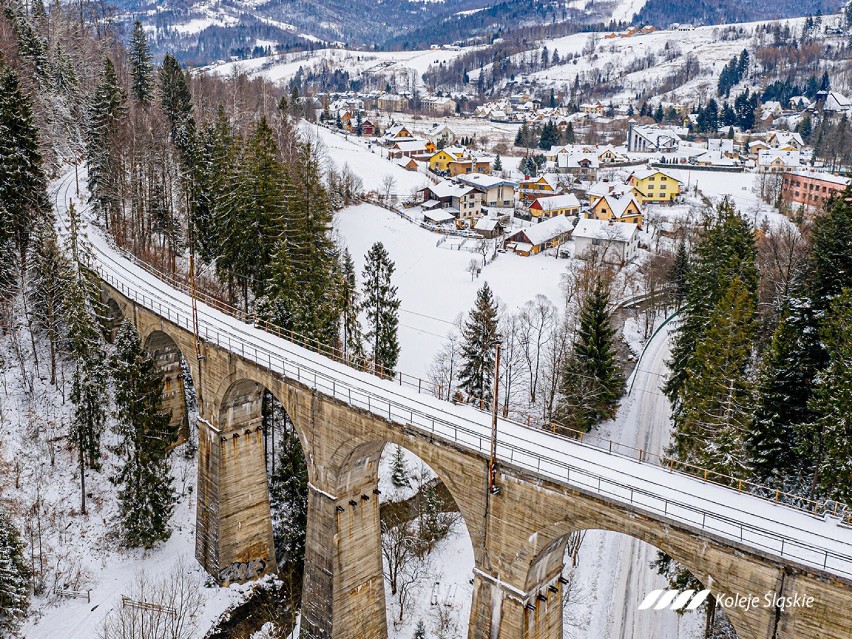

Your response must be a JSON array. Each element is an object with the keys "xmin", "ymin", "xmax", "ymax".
[{"xmin": 634, "ymin": 0, "xmax": 846, "ymax": 27}]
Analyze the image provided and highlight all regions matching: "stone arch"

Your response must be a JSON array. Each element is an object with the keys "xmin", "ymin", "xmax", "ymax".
[
  {"xmin": 334, "ymin": 435, "xmax": 484, "ymax": 554},
  {"xmin": 206, "ymin": 376, "xmax": 312, "ymax": 587},
  {"xmin": 142, "ymin": 329, "xmax": 191, "ymax": 443},
  {"xmin": 520, "ymin": 517, "xmax": 767, "ymax": 639},
  {"xmin": 102, "ymin": 296, "xmax": 124, "ymax": 343}
]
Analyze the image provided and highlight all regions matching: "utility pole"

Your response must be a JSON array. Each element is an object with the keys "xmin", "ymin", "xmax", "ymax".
[{"xmin": 488, "ymin": 336, "xmax": 502, "ymax": 495}]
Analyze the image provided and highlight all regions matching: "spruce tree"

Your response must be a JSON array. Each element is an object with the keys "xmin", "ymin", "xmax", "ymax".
[
  {"xmin": 340, "ymin": 248, "xmax": 364, "ymax": 363},
  {"xmin": 158, "ymin": 54, "xmax": 196, "ymax": 170},
  {"xmin": 259, "ymin": 141, "xmax": 344, "ymax": 343},
  {"xmin": 86, "ymin": 56, "xmax": 127, "ymax": 228},
  {"xmin": 111, "ymin": 321, "xmax": 178, "ymax": 548},
  {"xmin": 268, "ymin": 416, "xmax": 308, "ymax": 589},
  {"xmin": 805, "ymin": 289, "xmax": 852, "ymax": 502},
  {"xmin": 675, "ymin": 277, "xmax": 755, "ymax": 476},
  {"xmin": 390, "ymin": 445, "xmax": 410, "ymax": 489},
  {"xmin": 413, "ymin": 620, "xmax": 427, "ymax": 639},
  {"xmin": 128, "ymin": 21, "xmax": 154, "ymax": 103},
  {"xmin": 65, "ymin": 203, "xmax": 108, "ymax": 508},
  {"xmin": 0, "ymin": 55, "xmax": 51, "ymax": 267},
  {"xmin": 665, "ymin": 200, "xmax": 757, "ymax": 416},
  {"xmin": 0, "ymin": 508, "xmax": 30, "ymax": 637},
  {"xmin": 28, "ymin": 227, "xmax": 72, "ymax": 385},
  {"xmin": 458, "ymin": 282, "xmax": 499, "ymax": 404},
  {"xmin": 556, "ymin": 278, "xmax": 624, "ymax": 431},
  {"xmin": 361, "ymin": 242, "xmax": 400, "ymax": 377},
  {"xmin": 492, "ymin": 154, "xmax": 502, "ymax": 172}
]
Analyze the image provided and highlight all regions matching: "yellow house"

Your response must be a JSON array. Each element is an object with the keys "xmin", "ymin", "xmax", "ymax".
[
  {"xmin": 587, "ymin": 182, "xmax": 642, "ymax": 208},
  {"xmin": 429, "ymin": 147, "xmax": 466, "ymax": 172},
  {"xmin": 628, "ymin": 169, "xmax": 681, "ymax": 204},
  {"xmin": 588, "ymin": 194, "xmax": 644, "ymax": 226},
  {"xmin": 519, "ymin": 174, "xmax": 560, "ymax": 198},
  {"xmin": 529, "ymin": 193, "xmax": 580, "ymax": 218}
]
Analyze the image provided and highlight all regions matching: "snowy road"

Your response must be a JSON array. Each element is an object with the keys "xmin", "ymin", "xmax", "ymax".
[
  {"xmin": 52, "ymin": 172, "xmax": 852, "ymax": 584},
  {"xmin": 569, "ymin": 320, "xmax": 703, "ymax": 638}
]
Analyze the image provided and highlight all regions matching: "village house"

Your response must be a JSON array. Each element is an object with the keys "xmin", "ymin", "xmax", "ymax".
[
  {"xmin": 360, "ymin": 119, "xmax": 376, "ymax": 136},
  {"xmin": 556, "ymin": 153, "xmax": 599, "ymax": 180},
  {"xmin": 580, "ymin": 101, "xmax": 606, "ymax": 115},
  {"xmin": 397, "ymin": 157, "xmax": 420, "ymax": 171},
  {"xmin": 428, "ymin": 147, "xmax": 466, "ymax": 172},
  {"xmin": 388, "ymin": 139, "xmax": 435, "ymax": 159},
  {"xmin": 587, "ymin": 181, "xmax": 642, "ymax": 207},
  {"xmin": 382, "ymin": 125, "xmax": 416, "ymax": 146},
  {"xmin": 781, "ymin": 171, "xmax": 850, "ymax": 212},
  {"xmin": 421, "ymin": 96, "xmax": 457, "ymax": 115},
  {"xmin": 529, "ymin": 193, "xmax": 581, "ymax": 219},
  {"xmin": 423, "ymin": 123, "xmax": 457, "ymax": 146},
  {"xmin": 758, "ymin": 149, "xmax": 801, "ymax": 173},
  {"xmin": 419, "ymin": 181, "xmax": 482, "ymax": 221},
  {"xmin": 572, "ymin": 218, "xmax": 640, "ymax": 264},
  {"xmin": 626, "ymin": 120, "xmax": 682, "ymax": 153},
  {"xmin": 518, "ymin": 174, "xmax": 562, "ymax": 202},
  {"xmin": 447, "ymin": 158, "xmax": 492, "ymax": 176},
  {"xmin": 455, "ymin": 174, "xmax": 517, "ymax": 210},
  {"xmin": 587, "ymin": 194, "xmax": 644, "ymax": 226},
  {"xmin": 504, "ymin": 214, "xmax": 575, "ymax": 256},
  {"xmin": 628, "ymin": 168, "xmax": 681, "ymax": 203},
  {"xmin": 765, "ymin": 130, "xmax": 805, "ymax": 151},
  {"xmin": 473, "ymin": 217, "xmax": 505, "ymax": 239},
  {"xmin": 378, "ymin": 94, "xmax": 409, "ymax": 112}
]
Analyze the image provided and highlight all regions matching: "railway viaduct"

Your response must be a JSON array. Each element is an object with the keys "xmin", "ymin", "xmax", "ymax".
[{"xmin": 98, "ymin": 275, "xmax": 852, "ymax": 639}]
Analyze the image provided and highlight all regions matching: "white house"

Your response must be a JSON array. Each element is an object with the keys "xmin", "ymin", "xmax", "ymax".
[
  {"xmin": 626, "ymin": 120, "xmax": 682, "ymax": 153},
  {"xmin": 758, "ymin": 149, "xmax": 801, "ymax": 173},
  {"xmin": 572, "ymin": 218, "xmax": 639, "ymax": 264}
]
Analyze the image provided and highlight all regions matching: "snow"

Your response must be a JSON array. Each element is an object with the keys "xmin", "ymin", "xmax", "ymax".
[
  {"xmin": 300, "ymin": 123, "xmax": 430, "ymax": 196},
  {"xmin": 335, "ymin": 203, "xmax": 569, "ymax": 376}
]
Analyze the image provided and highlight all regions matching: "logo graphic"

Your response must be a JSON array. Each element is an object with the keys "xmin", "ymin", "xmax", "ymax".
[{"xmin": 638, "ymin": 589, "xmax": 712, "ymax": 611}]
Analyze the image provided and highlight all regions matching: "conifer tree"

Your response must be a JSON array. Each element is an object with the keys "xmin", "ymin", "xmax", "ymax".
[
  {"xmin": 458, "ymin": 282, "xmax": 499, "ymax": 404},
  {"xmin": 128, "ymin": 21, "xmax": 154, "ymax": 103},
  {"xmin": 111, "ymin": 321, "xmax": 178, "ymax": 548},
  {"xmin": 361, "ymin": 242, "xmax": 400, "ymax": 377},
  {"xmin": 159, "ymin": 54, "xmax": 196, "ymax": 170},
  {"xmin": 65, "ymin": 203, "xmax": 108, "ymax": 510},
  {"xmin": 556, "ymin": 278, "xmax": 624, "ymax": 431},
  {"xmin": 259, "ymin": 141, "xmax": 344, "ymax": 343},
  {"xmin": 0, "ymin": 55, "xmax": 51, "ymax": 267},
  {"xmin": 390, "ymin": 445, "xmax": 410, "ymax": 489},
  {"xmin": 413, "ymin": 620, "xmax": 426, "ymax": 639},
  {"xmin": 492, "ymin": 154, "xmax": 502, "ymax": 172},
  {"xmin": 28, "ymin": 227, "xmax": 71, "ymax": 384},
  {"xmin": 86, "ymin": 56, "xmax": 127, "ymax": 228},
  {"xmin": 268, "ymin": 416, "xmax": 308, "ymax": 587},
  {"xmin": 0, "ymin": 507, "xmax": 30, "ymax": 637},
  {"xmin": 341, "ymin": 248, "xmax": 364, "ymax": 362},
  {"xmin": 195, "ymin": 106, "xmax": 235, "ymax": 262},
  {"xmin": 665, "ymin": 200, "xmax": 757, "ymax": 415},
  {"xmin": 675, "ymin": 277, "xmax": 755, "ymax": 476},
  {"xmin": 804, "ymin": 289, "xmax": 852, "ymax": 502}
]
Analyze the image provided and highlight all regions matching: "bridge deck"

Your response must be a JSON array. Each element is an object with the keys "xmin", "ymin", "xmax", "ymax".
[{"xmin": 56, "ymin": 173, "xmax": 852, "ymax": 580}]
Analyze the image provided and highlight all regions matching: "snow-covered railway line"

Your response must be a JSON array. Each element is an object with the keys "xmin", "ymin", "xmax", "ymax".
[{"xmin": 52, "ymin": 172, "xmax": 852, "ymax": 580}]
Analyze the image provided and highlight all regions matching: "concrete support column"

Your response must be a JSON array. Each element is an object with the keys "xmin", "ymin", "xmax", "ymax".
[
  {"xmin": 469, "ymin": 570, "xmax": 562, "ymax": 639},
  {"xmin": 301, "ymin": 476, "xmax": 386, "ymax": 639},
  {"xmin": 195, "ymin": 381, "xmax": 276, "ymax": 585}
]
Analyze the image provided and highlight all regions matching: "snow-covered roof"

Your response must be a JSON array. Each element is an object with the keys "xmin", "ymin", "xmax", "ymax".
[
  {"xmin": 757, "ymin": 149, "xmax": 800, "ymax": 167},
  {"xmin": 423, "ymin": 209, "xmax": 455, "ymax": 223},
  {"xmin": 393, "ymin": 140, "xmax": 429, "ymax": 152},
  {"xmin": 426, "ymin": 181, "xmax": 478, "ymax": 199},
  {"xmin": 513, "ymin": 214, "xmax": 575, "ymax": 246},
  {"xmin": 588, "ymin": 181, "xmax": 636, "ymax": 199},
  {"xmin": 533, "ymin": 194, "xmax": 580, "ymax": 211},
  {"xmin": 455, "ymin": 174, "xmax": 517, "ymax": 189},
  {"xmin": 474, "ymin": 217, "xmax": 501, "ymax": 231},
  {"xmin": 596, "ymin": 194, "xmax": 642, "ymax": 218},
  {"xmin": 630, "ymin": 168, "xmax": 680, "ymax": 182},
  {"xmin": 573, "ymin": 218, "xmax": 638, "ymax": 242},
  {"xmin": 557, "ymin": 153, "xmax": 599, "ymax": 169}
]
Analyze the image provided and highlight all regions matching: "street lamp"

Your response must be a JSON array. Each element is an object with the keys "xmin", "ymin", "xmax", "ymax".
[{"xmin": 488, "ymin": 334, "xmax": 503, "ymax": 495}]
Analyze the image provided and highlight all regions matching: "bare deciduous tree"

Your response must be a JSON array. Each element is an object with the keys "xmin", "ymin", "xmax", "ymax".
[{"xmin": 98, "ymin": 559, "xmax": 204, "ymax": 639}]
